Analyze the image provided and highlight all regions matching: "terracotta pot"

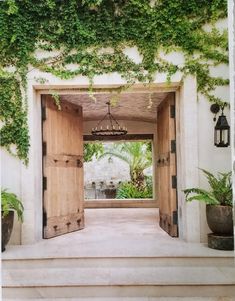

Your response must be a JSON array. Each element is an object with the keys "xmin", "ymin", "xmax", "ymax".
[
  {"xmin": 1, "ymin": 211, "xmax": 14, "ymax": 252},
  {"xmin": 206, "ymin": 205, "xmax": 233, "ymax": 235}
]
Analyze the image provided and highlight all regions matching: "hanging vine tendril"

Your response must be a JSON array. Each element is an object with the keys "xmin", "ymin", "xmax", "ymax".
[{"xmin": 0, "ymin": 0, "xmax": 229, "ymax": 164}]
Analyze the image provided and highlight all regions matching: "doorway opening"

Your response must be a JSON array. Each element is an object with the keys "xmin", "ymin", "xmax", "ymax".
[
  {"xmin": 84, "ymin": 140, "xmax": 154, "ymax": 201},
  {"xmin": 41, "ymin": 90, "xmax": 178, "ymax": 239}
]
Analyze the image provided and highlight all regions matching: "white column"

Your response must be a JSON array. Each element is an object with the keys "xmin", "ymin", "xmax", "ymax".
[
  {"xmin": 176, "ymin": 76, "xmax": 201, "ymax": 242},
  {"xmin": 228, "ymin": 0, "xmax": 235, "ymax": 234},
  {"xmin": 21, "ymin": 82, "xmax": 43, "ymax": 244}
]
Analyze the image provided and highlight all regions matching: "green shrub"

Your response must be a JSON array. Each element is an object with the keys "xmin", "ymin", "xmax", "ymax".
[
  {"xmin": 1, "ymin": 189, "xmax": 24, "ymax": 222},
  {"xmin": 116, "ymin": 180, "xmax": 153, "ymax": 199}
]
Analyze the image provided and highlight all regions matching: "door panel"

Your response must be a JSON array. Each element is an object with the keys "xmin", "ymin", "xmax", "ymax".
[
  {"xmin": 157, "ymin": 94, "xmax": 178, "ymax": 237},
  {"xmin": 42, "ymin": 95, "xmax": 84, "ymax": 239}
]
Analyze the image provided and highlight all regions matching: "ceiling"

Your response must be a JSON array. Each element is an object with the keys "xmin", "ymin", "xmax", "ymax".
[{"xmin": 60, "ymin": 92, "xmax": 170, "ymax": 123}]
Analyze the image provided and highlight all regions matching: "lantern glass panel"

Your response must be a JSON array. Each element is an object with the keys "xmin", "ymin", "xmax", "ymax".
[
  {"xmin": 214, "ymin": 113, "xmax": 230, "ymax": 147},
  {"xmin": 214, "ymin": 128, "xmax": 230, "ymax": 147}
]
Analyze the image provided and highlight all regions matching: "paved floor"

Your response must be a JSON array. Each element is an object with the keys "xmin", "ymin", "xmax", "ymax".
[{"xmin": 2, "ymin": 208, "xmax": 234, "ymax": 259}]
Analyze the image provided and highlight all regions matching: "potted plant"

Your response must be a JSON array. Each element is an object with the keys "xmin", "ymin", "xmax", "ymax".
[
  {"xmin": 183, "ymin": 169, "xmax": 233, "ymax": 250},
  {"xmin": 1, "ymin": 189, "xmax": 24, "ymax": 252}
]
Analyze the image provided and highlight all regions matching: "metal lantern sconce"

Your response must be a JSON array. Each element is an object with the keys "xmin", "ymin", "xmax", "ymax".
[{"xmin": 210, "ymin": 104, "xmax": 230, "ymax": 147}]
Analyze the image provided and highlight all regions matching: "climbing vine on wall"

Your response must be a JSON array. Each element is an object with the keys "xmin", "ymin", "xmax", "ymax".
[
  {"xmin": 0, "ymin": 73, "xmax": 30, "ymax": 164},
  {"xmin": 0, "ymin": 0, "xmax": 229, "ymax": 163}
]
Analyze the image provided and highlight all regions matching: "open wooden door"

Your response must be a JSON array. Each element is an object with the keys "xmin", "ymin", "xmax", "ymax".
[
  {"xmin": 42, "ymin": 95, "xmax": 84, "ymax": 239},
  {"xmin": 157, "ymin": 94, "xmax": 178, "ymax": 237}
]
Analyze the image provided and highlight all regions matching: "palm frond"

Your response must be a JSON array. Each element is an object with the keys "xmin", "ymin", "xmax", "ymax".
[{"xmin": 98, "ymin": 151, "xmax": 130, "ymax": 165}]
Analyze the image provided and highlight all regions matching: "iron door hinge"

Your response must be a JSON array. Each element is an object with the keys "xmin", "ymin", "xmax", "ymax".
[
  {"xmin": 171, "ymin": 140, "xmax": 176, "ymax": 153},
  {"xmin": 43, "ymin": 209, "xmax": 47, "ymax": 227},
  {"xmin": 172, "ymin": 175, "xmax": 177, "ymax": 189},
  {"xmin": 42, "ymin": 142, "xmax": 47, "ymax": 156},
  {"xmin": 43, "ymin": 176, "xmax": 47, "ymax": 191},
  {"xmin": 173, "ymin": 211, "xmax": 178, "ymax": 225},
  {"xmin": 170, "ymin": 105, "xmax": 175, "ymax": 118},
  {"xmin": 42, "ymin": 106, "xmax": 46, "ymax": 121}
]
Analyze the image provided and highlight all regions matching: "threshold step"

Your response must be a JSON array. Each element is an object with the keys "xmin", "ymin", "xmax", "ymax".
[
  {"xmin": 3, "ymin": 241, "xmax": 235, "ymax": 259},
  {"xmin": 4, "ymin": 297, "xmax": 235, "ymax": 301},
  {"xmin": 3, "ymin": 256, "xmax": 234, "ymax": 269},
  {"xmin": 3, "ymin": 285, "xmax": 235, "ymax": 299},
  {"xmin": 3, "ymin": 266, "xmax": 235, "ymax": 287}
]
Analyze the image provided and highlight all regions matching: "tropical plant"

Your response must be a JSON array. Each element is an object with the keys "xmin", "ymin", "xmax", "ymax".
[
  {"xmin": 183, "ymin": 169, "xmax": 232, "ymax": 207},
  {"xmin": 84, "ymin": 143, "xmax": 104, "ymax": 162},
  {"xmin": 116, "ymin": 180, "xmax": 153, "ymax": 199},
  {"xmin": 1, "ymin": 189, "xmax": 24, "ymax": 222},
  {"xmin": 99, "ymin": 142, "xmax": 152, "ymax": 188}
]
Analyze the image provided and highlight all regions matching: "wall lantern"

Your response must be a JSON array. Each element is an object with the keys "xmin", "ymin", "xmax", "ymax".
[{"xmin": 210, "ymin": 104, "xmax": 230, "ymax": 147}]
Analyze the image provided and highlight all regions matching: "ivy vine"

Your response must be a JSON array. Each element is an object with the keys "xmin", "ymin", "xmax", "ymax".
[
  {"xmin": 0, "ymin": 73, "xmax": 29, "ymax": 164},
  {"xmin": 0, "ymin": 0, "xmax": 229, "ymax": 163}
]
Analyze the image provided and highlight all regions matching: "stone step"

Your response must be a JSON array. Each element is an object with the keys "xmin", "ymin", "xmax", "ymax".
[
  {"xmin": 2, "ymin": 255, "xmax": 234, "ymax": 269},
  {"xmin": 3, "ymin": 266, "xmax": 235, "ymax": 298},
  {"xmin": 4, "ymin": 285, "xmax": 235, "ymax": 299},
  {"xmin": 4, "ymin": 297, "xmax": 235, "ymax": 301}
]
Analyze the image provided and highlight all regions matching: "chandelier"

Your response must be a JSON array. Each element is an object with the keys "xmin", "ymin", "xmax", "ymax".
[{"xmin": 91, "ymin": 102, "xmax": 128, "ymax": 137}]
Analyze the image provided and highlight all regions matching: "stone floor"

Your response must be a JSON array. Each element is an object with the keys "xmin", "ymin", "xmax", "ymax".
[
  {"xmin": 3, "ymin": 208, "xmax": 234, "ymax": 259},
  {"xmin": 3, "ymin": 209, "xmax": 235, "ymax": 300}
]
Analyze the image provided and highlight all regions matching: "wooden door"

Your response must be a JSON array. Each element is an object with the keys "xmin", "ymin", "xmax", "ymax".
[
  {"xmin": 157, "ymin": 94, "xmax": 178, "ymax": 237},
  {"xmin": 42, "ymin": 95, "xmax": 84, "ymax": 239}
]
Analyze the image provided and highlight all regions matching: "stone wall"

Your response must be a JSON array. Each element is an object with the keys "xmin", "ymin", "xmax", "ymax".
[{"xmin": 84, "ymin": 147, "xmax": 153, "ymax": 199}]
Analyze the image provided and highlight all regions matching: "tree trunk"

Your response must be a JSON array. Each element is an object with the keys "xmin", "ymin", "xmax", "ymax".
[{"xmin": 131, "ymin": 170, "xmax": 145, "ymax": 189}]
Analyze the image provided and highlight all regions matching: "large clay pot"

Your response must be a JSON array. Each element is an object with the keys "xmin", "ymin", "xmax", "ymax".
[
  {"xmin": 206, "ymin": 205, "xmax": 233, "ymax": 235},
  {"xmin": 1, "ymin": 211, "xmax": 14, "ymax": 252}
]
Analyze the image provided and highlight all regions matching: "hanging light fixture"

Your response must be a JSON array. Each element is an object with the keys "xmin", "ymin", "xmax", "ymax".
[
  {"xmin": 212, "ymin": 104, "xmax": 230, "ymax": 147},
  {"xmin": 91, "ymin": 102, "xmax": 128, "ymax": 137}
]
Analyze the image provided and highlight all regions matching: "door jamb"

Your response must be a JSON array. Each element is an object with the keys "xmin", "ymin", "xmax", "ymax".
[{"xmin": 20, "ymin": 79, "xmax": 200, "ymax": 244}]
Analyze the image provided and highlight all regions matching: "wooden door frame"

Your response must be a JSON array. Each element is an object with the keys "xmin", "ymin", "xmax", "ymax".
[{"xmin": 20, "ymin": 78, "xmax": 200, "ymax": 244}]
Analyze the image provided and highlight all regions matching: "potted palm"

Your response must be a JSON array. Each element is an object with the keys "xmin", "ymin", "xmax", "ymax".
[
  {"xmin": 1, "ymin": 189, "xmax": 24, "ymax": 252},
  {"xmin": 184, "ymin": 169, "xmax": 233, "ymax": 250}
]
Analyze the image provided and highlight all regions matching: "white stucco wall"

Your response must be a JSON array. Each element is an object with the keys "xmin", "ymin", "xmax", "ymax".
[
  {"xmin": 197, "ymin": 96, "xmax": 231, "ymax": 242},
  {"xmin": 228, "ymin": 0, "xmax": 235, "ymax": 237},
  {"xmin": 195, "ymin": 20, "xmax": 231, "ymax": 241},
  {"xmin": 1, "ymin": 19, "xmax": 231, "ymax": 245}
]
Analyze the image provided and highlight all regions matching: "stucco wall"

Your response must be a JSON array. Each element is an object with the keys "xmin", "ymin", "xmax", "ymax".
[
  {"xmin": 228, "ymin": 0, "xmax": 235, "ymax": 238},
  {"xmin": 196, "ymin": 20, "xmax": 231, "ymax": 241},
  {"xmin": 198, "ymin": 96, "xmax": 231, "ymax": 242},
  {"xmin": 1, "ymin": 19, "xmax": 231, "ymax": 244}
]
